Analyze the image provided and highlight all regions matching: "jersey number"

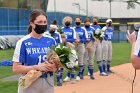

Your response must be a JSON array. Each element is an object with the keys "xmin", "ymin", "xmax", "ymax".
[{"xmin": 38, "ymin": 55, "xmax": 46, "ymax": 64}]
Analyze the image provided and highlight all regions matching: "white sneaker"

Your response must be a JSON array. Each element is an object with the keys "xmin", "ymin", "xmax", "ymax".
[
  {"xmin": 88, "ymin": 72, "xmax": 90, "ymax": 76},
  {"xmin": 76, "ymin": 76, "xmax": 80, "ymax": 81},
  {"xmin": 100, "ymin": 72, "xmax": 108, "ymax": 76},
  {"xmin": 63, "ymin": 76, "xmax": 70, "ymax": 82}
]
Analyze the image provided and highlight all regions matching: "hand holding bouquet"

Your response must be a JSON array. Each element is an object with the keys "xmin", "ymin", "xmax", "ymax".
[{"xmin": 93, "ymin": 29, "xmax": 105, "ymax": 42}]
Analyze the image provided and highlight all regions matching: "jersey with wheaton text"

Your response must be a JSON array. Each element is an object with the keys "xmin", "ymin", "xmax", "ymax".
[
  {"xmin": 12, "ymin": 35, "xmax": 56, "ymax": 66},
  {"xmin": 73, "ymin": 27, "xmax": 88, "ymax": 43},
  {"xmin": 134, "ymin": 30, "xmax": 140, "ymax": 57},
  {"xmin": 102, "ymin": 26, "xmax": 113, "ymax": 41},
  {"xmin": 83, "ymin": 26, "xmax": 95, "ymax": 41},
  {"xmin": 61, "ymin": 27, "xmax": 76, "ymax": 43}
]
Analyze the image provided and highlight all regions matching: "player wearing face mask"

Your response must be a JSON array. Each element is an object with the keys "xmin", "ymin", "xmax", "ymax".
[
  {"xmin": 102, "ymin": 19, "xmax": 114, "ymax": 74},
  {"xmin": 61, "ymin": 16, "xmax": 79, "ymax": 84},
  {"xmin": 83, "ymin": 18, "xmax": 95, "ymax": 80},
  {"xmin": 44, "ymin": 20, "xmax": 64, "ymax": 86},
  {"xmin": 73, "ymin": 17, "xmax": 88, "ymax": 81},
  {"xmin": 45, "ymin": 20, "xmax": 62, "ymax": 44},
  {"xmin": 90, "ymin": 17, "xmax": 108, "ymax": 76}
]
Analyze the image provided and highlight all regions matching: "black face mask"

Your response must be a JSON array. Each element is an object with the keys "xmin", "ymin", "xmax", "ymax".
[
  {"xmin": 65, "ymin": 22, "xmax": 70, "ymax": 27},
  {"xmin": 50, "ymin": 30, "xmax": 55, "ymax": 34},
  {"xmin": 107, "ymin": 23, "xmax": 112, "ymax": 27},
  {"xmin": 75, "ymin": 22, "xmax": 81, "ymax": 26},
  {"xmin": 93, "ymin": 22, "xmax": 98, "ymax": 25},
  {"xmin": 85, "ymin": 25, "xmax": 90, "ymax": 28},
  {"xmin": 34, "ymin": 24, "xmax": 47, "ymax": 34}
]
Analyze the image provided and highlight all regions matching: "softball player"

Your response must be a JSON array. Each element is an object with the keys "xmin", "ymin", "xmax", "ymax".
[
  {"xmin": 91, "ymin": 17, "xmax": 108, "ymax": 76},
  {"xmin": 83, "ymin": 17, "xmax": 95, "ymax": 80},
  {"xmin": 44, "ymin": 21, "xmax": 63, "ymax": 86},
  {"xmin": 12, "ymin": 10, "xmax": 57, "ymax": 93},
  {"xmin": 102, "ymin": 19, "xmax": 114, "ymax": 74},
  {"xmin": 61, "ymin": 16, "xmax": 78, "ymax": 83},
  {"xmin": 73, "ymin": 16, "xmax": 88, "ymax": 81}
]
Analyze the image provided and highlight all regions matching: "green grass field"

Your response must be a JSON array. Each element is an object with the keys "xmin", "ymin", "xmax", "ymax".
[{"xmin": 0, "ymin": 42, "xmax": 131, "ymax": 93}]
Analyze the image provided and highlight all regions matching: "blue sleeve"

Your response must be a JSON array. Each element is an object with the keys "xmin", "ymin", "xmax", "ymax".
[
  {"xmin": 81, "ymin": 31, "xmax": 87, "ymax": 43},
  {"xmin": 19, "ymin": 43, "xmax": 26, "ymax": 64}
]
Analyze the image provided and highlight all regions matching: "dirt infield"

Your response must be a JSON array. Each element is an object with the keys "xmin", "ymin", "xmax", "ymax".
[{"xmin": 55, "ymin": 63, "xmax": 140, "ymax": 93}]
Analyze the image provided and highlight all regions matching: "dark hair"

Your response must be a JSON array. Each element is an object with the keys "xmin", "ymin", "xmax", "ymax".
[
  {"xmin": 51, "ymin": 19, "xmax": 57, "ymax": 25},
  {"xmin": 28, "ymin": 10, "xmax": 47, "ymax": 34},
  {"xmin": 92, "ymin": 16, "xmax": 98, "ymax": 22},
  {"xmin": 75, "ymin": 16, "xmax": 82, "ymax": 21},
  {"xmin": 84, "ymin": 17, "xmax": 91, "ymax": 23}
]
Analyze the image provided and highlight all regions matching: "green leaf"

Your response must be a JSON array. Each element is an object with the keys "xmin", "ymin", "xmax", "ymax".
[{"xmin": 55, "ymin": 48, "xmax": 62, "ymax": 55}]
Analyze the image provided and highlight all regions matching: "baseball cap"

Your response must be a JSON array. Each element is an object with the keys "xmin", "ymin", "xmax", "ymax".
[{"xmin": 106, "ymin": 19, "xmax": 112, "ymax": 23}]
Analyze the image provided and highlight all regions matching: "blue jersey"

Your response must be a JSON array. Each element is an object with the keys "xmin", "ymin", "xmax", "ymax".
[
  {"xmin": 134, "ymin": 30, "xmax": 140, "ymax": 57},
  {"xmin": 91, "ymin": 24, "xmax": 101, "ymax": 30},
  {"xmin": 73, "ymin": 27, "xmax": 88, "ymax": 43},
  {"xmin": 12, "ymin": 35, "xmax": 56, "ymax": 66},
  {"xmin": 83, "ymin": 26, "xmax": 95, "ymax": 41},
  {"xmin": 102, "ymin": 26, "xmax": 113, "ymax": 41},
  {"xmin": 61, "ymin": 27, "xmax": 76, "ymax": 43},
  {"xmin": 47, "ymin": 31, "xmax": 62, "ymax": 44}
]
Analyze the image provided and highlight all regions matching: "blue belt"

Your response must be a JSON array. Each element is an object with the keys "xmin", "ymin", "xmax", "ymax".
[{"xmin": 40, "ymin": 72, "xmax": 53, "ymax": 78}]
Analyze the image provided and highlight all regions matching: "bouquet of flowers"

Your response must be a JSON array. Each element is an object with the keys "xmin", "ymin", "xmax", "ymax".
[
  {"xmin": 49, "ymin": 43, "xmax": 79, "ymax": 71},
  {"xmin": 93, "ymin": 28, "xmax": 105, "ymax": 42}
]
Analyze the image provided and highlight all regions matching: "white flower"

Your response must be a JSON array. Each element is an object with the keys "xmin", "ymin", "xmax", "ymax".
[
  {"xmin": 65, "ymin": 62, "xmax": 75, "ymax": 68},
  {"xmin": 74, "ymin": 61, "xmax": 78, "ymax": 66},
  {"xmin": 100, "ymin": 32, "xmax": 105, "ymax": 38},
  {"xmin": 95, "ymin": 29, "xmax": 100, "ymax": 35},
  {"xmin": 69, "ymin": 49, "xmax": 78, "ymax": 62}
]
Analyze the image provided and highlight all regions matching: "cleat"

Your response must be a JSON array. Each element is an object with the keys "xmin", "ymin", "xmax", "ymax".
[
  {"xmin": 100, "ymin": 72, "xmax": 108, "ymax": 76},
  {"xmin": 88, "ymin": 72, "xmax": 90, "ymax": 76},
  {"xmin": 63, "ymin": 76, "xmax": 70, "ymax": 82},
  {"xmin": 57, "ymin": 83, "xmax": 62, "ymax": 86},
  {"xmin": 80, "ymin": 75, "xmax": 84, "ymax": 79},
  {"xmin": 107, "ymin": 70, "xmax": 114, "ymax": 74},
  {"xmin": 90, "ymin": 76, "xmax": 95, "ymax": 80},
  {"xmin": 76, "ymin": 76, "xmax": 80, "ymax": 81}
]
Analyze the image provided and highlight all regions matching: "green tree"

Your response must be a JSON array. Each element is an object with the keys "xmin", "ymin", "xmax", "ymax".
[{"xmin": 127, "ymin": 0, "xmax": 140, "ymax": 9}]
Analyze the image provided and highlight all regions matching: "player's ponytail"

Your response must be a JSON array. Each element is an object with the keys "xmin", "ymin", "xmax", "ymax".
[{"xmin": 28, "ymin": 24, "xmax": 32, "ymax": 34}]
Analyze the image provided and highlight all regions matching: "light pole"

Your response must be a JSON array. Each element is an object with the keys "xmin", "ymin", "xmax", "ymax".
[
  {"xmin": 109, "ymin": 0, "xmax": 112, "ymax": 18},
  {"xmin": 72, "ymin": 2, "xmax": 80, "ymax": 17},
  {"xmin": 86, "ymin": 0, "xmax": 88, "ymax": 17},
  {"xmin": 54, "ymin": 0, "xmax": 56, "ymax": 19}
]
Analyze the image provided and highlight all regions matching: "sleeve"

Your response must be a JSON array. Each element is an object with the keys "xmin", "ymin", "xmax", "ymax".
[
  {"xmin": 58, "ymin": 33, "xmax": 62, "ymax": 43},
  {"xmin": 134, "ymin": 31, "xmax": 140, "ymax": 57},
  {"xmin": 82, "ymin": 27, "xmax": 88, "ymax": 39},
  {"xmin": 91, "ymin": 27, "xmax": 95, "ymax": 31},
  {"xmin": 102, "ymin": 26, "xmax": 107, "ymax": 31},
  {"xmin": 73, "ymin": 28, "xmax": 77, "ymax": 39},
  {"xmin": 12, "ymin": 40, "xmax": 26, "ymax": 64}
]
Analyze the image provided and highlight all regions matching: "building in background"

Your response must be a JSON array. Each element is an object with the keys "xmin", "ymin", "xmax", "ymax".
[
  {"xmin": 0, "ymin": 0, "xmax": 139, "ymax": 42},
  {"xmin": 47, "ymin": 0, "xmax": 140, "ymax": 31}
]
